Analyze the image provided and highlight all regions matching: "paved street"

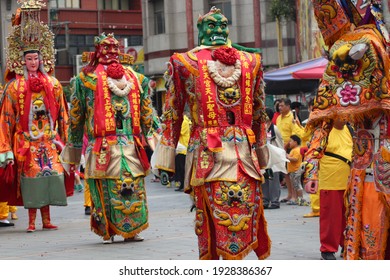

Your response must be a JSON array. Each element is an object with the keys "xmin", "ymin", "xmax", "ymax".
[{"xmin": 0, "ymin": 174, "xmax": 333, "ymax": 260}]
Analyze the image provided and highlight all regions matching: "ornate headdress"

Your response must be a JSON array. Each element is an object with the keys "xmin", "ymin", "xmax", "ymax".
[
  {"xmin": 6, "ymin": 0, "xmax": 55, "ymax": 76},
  {"xmin": 81, "ymin": 33, "xmax": 134, "ymax": 74},
  {"xmin": 197, "ymin": 6, "xmax": 223, "ymax": 25},
  {"xmin": 93, "ymin": 32, "xmax": 117, "ymax": 47}
]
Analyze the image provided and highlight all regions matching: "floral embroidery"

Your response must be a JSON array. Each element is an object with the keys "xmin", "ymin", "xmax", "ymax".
[
  {"xmin": 363, "ymin": 224, "xmax": 376, "ymax": 248},
  {"xmin": 336, "ymin": 82, "xmax": 361, "ymax": 106}
]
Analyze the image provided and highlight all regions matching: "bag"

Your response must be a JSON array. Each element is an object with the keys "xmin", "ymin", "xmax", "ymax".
[
  {"xmin": 264, "ymin": 143, "xmax": 289, "ymax": 174},
  {"xmin": 21, "ymin": 175, "xmax": 67, "ymax": 208}
]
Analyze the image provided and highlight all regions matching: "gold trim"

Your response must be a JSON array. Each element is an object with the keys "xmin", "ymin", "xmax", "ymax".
[
  {"xmin": 7, "ymin": 22, "xmax": 55, "ymax": 75},
  {"xmin": 81, "ymin": 51, "xmax": 135, "ymax": 65},
  {"xmin": 18, "ymin": 0, "xmax": 45, "ymax": 9}
]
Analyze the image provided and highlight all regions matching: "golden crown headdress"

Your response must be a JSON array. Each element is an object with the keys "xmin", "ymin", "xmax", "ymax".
[{"xmin": 6, "ymin": 0, "xmax": 55, "ymax": 76}]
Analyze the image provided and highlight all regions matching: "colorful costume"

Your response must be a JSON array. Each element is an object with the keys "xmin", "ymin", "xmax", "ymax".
[
  {"xmin": 61, "ymin": 33, "xmax": 155, "ymax": 242},
  {"xmin": 305, "ymin": 1, "xmax": 390, "ymax": 259},
  {"xmin": 0, "ymin": 1, "xmax": 69, "ymax": 232},
  {"xmin": 155, "ymin": 7, "xmax": 270, "ymax": 260}
]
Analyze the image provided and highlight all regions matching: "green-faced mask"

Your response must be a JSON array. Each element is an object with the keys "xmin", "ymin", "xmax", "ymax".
[{"xmin": 197, "ymin": 7, "xmax": 229, "ymax": 46}]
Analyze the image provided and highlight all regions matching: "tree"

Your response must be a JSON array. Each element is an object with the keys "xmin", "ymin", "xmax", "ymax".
[{"xmin": 270, "ymin": 0, "xmax": 296, "ymax": 67}]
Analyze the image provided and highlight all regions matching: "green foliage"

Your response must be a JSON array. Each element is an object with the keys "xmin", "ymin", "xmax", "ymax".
[{"xmin": 270, "ymin": 0, "xmax": 296, "ymax": 21}]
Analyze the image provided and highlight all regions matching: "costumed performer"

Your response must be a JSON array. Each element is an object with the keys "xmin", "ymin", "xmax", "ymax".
[
  {"xmin": 61, "ymin": 33, "xmax": 155, "ymax": 244},
  {"xmin": 0, "ymin": 0, "xmax": 70, "ymax": 233},
  {"xmin": 155, "ymin": 7, "xmax": 271, "ymax": 260},
  {"xmin": 304, "ymin": 0, "xmax": 390, "ymax": 259}
]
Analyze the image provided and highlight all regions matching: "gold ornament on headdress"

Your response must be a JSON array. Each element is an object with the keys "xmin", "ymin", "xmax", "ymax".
[
  {"xmin": 6, "ymin": 0, "xmax": 55, "ymax": 76},
  {"xmin": 81, "ymin": 33, "xmax": 135, "ymax": 65},
  {"xmin": 197, "ymin": 6, "xmax": 222, "ymax": 24}
]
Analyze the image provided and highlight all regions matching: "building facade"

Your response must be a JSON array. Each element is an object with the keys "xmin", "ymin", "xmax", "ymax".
[
  {"xmin": 142, "ymin": 0, "xmax": 299, "ymax": 114},
  {"xmin": 143, "ymin": 0, "xmax": 298, "ymax": 76},
  {"xmin": 0, "ymin": 0, "xmax": 144, "ymax": 85}
]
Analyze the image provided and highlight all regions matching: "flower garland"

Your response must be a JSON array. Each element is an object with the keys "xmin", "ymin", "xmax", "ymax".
[
  {"xmin": 106, "ymin": 63, "xmax": 132, "ymax": 97},
  {"xmin": 212, "ymin": 47, "xmax": 239, "ymax": 66},
  {"xmin": 207, "ymin": 59, "xmax": 241, "ymax": 88},
  {"xmin": 107, "ymin": 63, "xmax": 125, "ymax": 79},
  {"xmin": 29, "ymin": 76, "xmax": 44, "ymax": 92},
  {"xmin": 207, "ymin": 46, "xmax": 241, "ymax": 88},
  {"xmin": 107, "ymin": 76, "xmax": 132, "ymax": 97}
]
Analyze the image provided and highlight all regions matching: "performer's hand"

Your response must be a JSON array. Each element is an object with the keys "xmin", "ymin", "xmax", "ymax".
[
  {"xmin": 304, "ymin": 180, "xmax": 318, "ymax": 194},
  {"xmin": 7, "ymin": 160, "xmax": 14, "ymax": 166}
]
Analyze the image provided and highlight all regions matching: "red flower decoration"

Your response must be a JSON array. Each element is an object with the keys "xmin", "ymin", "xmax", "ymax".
[
  {"xmin": 107, "ymin": 63, "xmax": 125, "ymax": 79},
  {"xmin": 212, "ymin": 47, "xmax": 239, "ymax": 66},
  {"xmin": 29, "ymin": 77, "xmax": 44, "ymax": 93}
]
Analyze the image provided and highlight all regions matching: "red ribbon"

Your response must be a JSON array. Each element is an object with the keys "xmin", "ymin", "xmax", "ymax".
[{"xmin": 195, "ymin": 49, "xmax": 255, "ymax": 151}]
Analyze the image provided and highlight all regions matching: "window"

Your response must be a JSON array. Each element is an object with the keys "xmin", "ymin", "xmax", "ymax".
[
  {"xmin": 98, "ymin": 0, "xmax": 131, "ymax": 10},
  {"xmin": 154, "ymin": 0, "xmax": 165, "ymax": 35},
  {"xmin": 128, "ymin": 36, "xmax": 143, "ymax": 46},
  {"xmin": 209, "ymin": 0, "xmax": 232, "ymax": 25},
  {"xmin": 54, "ymin": 34, "xmax": 143, "ymax": 66},
  {"xmin": 115, "ymin": 35, "xmax": 143, "ymax": 47},
  {"xmin": 51, "ymin": 0, "xmax": 80, "ymax": 8}
]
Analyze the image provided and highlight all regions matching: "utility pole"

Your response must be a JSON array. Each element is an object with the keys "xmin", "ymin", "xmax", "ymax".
[
  {"xmin": 253, "ymin": 0, "xmax": 261, "ymax": 48},
  {"xmin": 186, "ymin": 0, "xmax": 194, "ymax": 49},
  {"xmin": 383, "ymin": 0, "xmax": 390, "ymax": 33},
  {"xmin": 47, "ymin": 0, "xmax": 51, "ymax": 29}
]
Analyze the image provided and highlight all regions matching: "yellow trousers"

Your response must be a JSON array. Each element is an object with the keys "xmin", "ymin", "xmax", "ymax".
[
  {"xmin": 84, "ymin": 180, "xmax": 91, "ymax": 207},
  {"xmin": 310, "ymin": 192, "xmax": 320, "ymax": 213},
  {"xmin": 0, "ymin": 202, "xmax": 17, "ymax": 220}
]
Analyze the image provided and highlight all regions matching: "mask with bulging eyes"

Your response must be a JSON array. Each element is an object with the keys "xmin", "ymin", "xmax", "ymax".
[
  {"xmin": 197, "ymin": 7, "xmax": 229, "ymax": 46},
  {"xmin": 120, "ymin": 180, "xmax": 135, "ymax": 196},
  {"xmin": 227, "ymin": 183, "xmax": 244, "ymax": 204}
]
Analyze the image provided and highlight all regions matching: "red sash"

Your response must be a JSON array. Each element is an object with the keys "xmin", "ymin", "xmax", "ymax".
[
  {"xmin": 127, "ymin": 69, "xmax": 150, "ymax": 171},
  {"xmin": 16, "ymin": 73, "xmax": 58, "ymax": 163},
  {"xmin": 93, "ymin": 65, "xmax": 150, "ymax": 172},
  {"xmin": 196, "ymin": 49, "xmax": 254, "ymax": 150},
  {"xmin": 237, "ymin": 51, "xmax": 254, "ymax": 129},
  {"xmin": 94, "ymin": 64, "xmax": 117, "ymax": 138}
]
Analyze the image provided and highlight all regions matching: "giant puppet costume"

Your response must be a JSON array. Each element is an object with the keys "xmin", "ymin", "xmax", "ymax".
[
  {"xmin": 61, "ymin": 33, "xmax": 155, "ymax": 243},
  {"xmin": 304, "ymin": 0, "xmax": 390, "ymax": 259},
  {"xmin": 0, "ymin": 0, "xmax": 70, "ymax": 232},
  {"xmin": 155, "ymin": 7, "xmax": 271, "ymax": 260}
]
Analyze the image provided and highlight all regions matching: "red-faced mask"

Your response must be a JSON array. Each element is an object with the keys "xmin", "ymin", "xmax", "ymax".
[{"xmin": 96, "ymin": 37, "xmax": 120, "ymax": 65}]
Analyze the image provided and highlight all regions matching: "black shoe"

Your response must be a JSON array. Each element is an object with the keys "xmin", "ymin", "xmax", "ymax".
[
  {"xmin": 0, "ymin": 220, "xmax": 14, "ymax": 227},
  {"xmin": 85, "ymin": 206, "xmax": 91, "ymax": 215},
  {"xmin": 321, "ymin": 252, "xmax": 336, "ymax": 260},
  {"xmin": 263, "ymin": 204, "xmax": 269, "ymax": 209},
  {"xmin": 269, "ymin": 204, "xmax": 280, "ymax": 209},
  {"xmin": 175, "ymin": 187, "xmax": 184, "ymax": 192}
]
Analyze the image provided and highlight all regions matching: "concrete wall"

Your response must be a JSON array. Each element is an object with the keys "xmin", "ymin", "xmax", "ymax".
[{"xmin": 0, "ymin": 0, "xmax": 18, "ymax": 84}]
